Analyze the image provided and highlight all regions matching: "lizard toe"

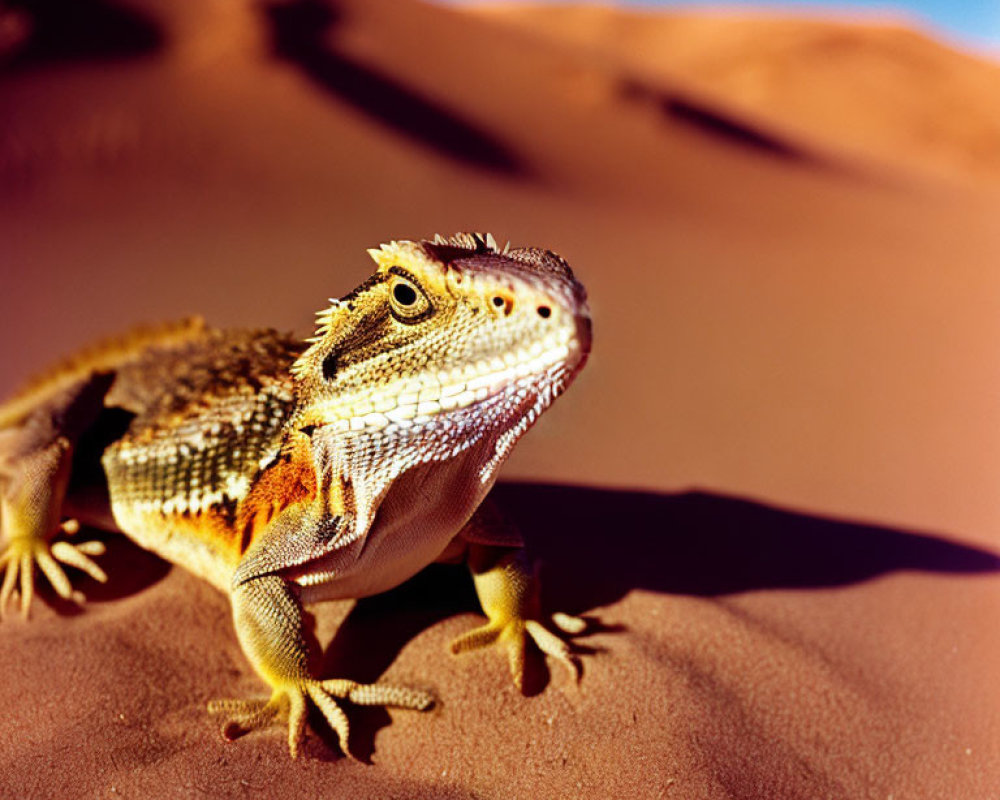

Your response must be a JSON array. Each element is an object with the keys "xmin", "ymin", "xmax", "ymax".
[
  {"xmin": 309, "ymin": 678, "xmax": 435, "ymax": 759},
  {"xmin": 551, "ymin": 611, "xmax": 587, "ymax": 636},
  {"xmin": 51, "ymin": 539, "xmax": 108, "ymax": 584},
  {"xmin": 0, "ymin": 539, "xmax": 40, "ymax": 618},
  {"xmin": 452, "ymin": 612, "xmax": 585, "ymax": 690},
  {"xmin": 208, "ymin": 696, "xmax": 284, "ymax": 745},
  {"xmin": 449, "ymin": 621, "xmax": 503, "ymax": 654},
  {"xmin": 525, "ymin": 619, "xmax": 580, "ymax": 684},
  {"xmin": 0, "ymin": 523, "xmax": 108, "ymax": 619},
  {"xmin": 210, "ymin": 678, "xmax": 434, "ymax": 759},
  {"xmin": 304, "ymin": 683, "xmax": 353, "ymax": 759},
  {"xmin": 0, "ymin": 546, "xmax": 23, "ymax": 618},
  {"xmin": 322, "ymin": 678, "xmax": 435, "ymax": 711}
]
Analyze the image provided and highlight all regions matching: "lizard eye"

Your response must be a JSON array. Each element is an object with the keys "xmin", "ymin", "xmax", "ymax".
[
  {"xmin": 388, "ymin": 270, "xmax": 432, "ymax": 322},
  {"xmin": 393, "ymin": 282, "xmax": 418, "ymax": 306}
]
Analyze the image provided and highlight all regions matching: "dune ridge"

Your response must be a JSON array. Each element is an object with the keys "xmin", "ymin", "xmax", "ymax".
[{"xmin": 471, "ymin": 2, "xmax": 1000, "ymax": 186}]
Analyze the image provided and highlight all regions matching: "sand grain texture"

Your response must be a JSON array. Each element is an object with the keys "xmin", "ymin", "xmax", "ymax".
[{"xmin": 1, "ymin": 1, "xmax": 999, "ymax": 797}]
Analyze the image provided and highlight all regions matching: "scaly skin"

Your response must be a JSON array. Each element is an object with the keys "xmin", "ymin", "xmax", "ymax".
[{"xmin": 0, "ymin": 233, "xmax": 592, "ymax": 758}]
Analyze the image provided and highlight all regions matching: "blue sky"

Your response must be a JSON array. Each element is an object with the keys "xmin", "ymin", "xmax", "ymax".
[
  {"xmin": 448, "ymin": 1, "xmax": 1000, "ymax": 56},
  {"xmin": 667, "ymin": 1, "xmax": 1000, "ymax": 53}
]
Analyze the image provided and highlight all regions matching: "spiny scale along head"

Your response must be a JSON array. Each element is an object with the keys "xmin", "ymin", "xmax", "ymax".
[{"xmin": 291, "ymin": 233, "xmax": 590, "ymax": 476}]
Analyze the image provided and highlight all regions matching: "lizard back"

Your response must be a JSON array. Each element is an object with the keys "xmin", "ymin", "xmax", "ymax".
[{"xmin": 100, "ymin": 329, "xmax": 304, "ymax": 589}]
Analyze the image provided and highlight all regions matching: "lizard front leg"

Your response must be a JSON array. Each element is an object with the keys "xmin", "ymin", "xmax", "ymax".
[
  {"xmin": 211, "ymin": 573, "xmax": 432, "ymax": 758},
  {"xmin": 449, "ymin": 503, "xmax": 587, "ymax": 689},
  {"xmin": 211, "ymin": 505, "xmax": 433, "ymax": 758}
]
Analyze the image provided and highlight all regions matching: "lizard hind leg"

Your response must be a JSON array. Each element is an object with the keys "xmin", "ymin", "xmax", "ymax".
[
  {"xmin": 0, "ymin": 435, "xmax": 107, "ymax": 618},
  {"xmin": 450, "ymin": 543, "xmax": 588, "ymax": 691}
]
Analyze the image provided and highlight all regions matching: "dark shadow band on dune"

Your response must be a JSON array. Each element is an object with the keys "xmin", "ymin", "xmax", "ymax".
[
  {"xmin": 619, "ymin": 77, "xmax": 827, "ymax": 166},
  {"xmin": 2, "ymin": 0, "xmax": 163, "ymax": 68},
  {"xmin": 491, "ymin": 483, "xmax": 1000, "ymax": 610},
  {"xmin": 263, "ymin": 0, "xmax": 526, "ymax": 176}
]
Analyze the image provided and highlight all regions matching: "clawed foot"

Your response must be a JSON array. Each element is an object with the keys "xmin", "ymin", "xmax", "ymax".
[
  {"xmin": 0, "ymin": 520, "xmax": 107, "ymax": 618},
  {"xmin": 450, "ymin": 611, "xmax": 588, "ymax": 690},
  {"xmin": 209, "ymin": 679, "xmax": 435, "ymax": 758}
]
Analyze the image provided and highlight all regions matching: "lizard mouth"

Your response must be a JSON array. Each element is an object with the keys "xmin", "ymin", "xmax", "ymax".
[{"xmin": 315, "ymin": 332, "xmax": 586, "ymax": 435}]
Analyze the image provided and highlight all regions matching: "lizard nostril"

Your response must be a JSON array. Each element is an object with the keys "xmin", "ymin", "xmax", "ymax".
[
  {"xmin": 536, "ymin": 306, "xmax": 551, "ymax": 319},
  {"xmin": 492, "ymin": 296, "xmax": 513, "ymax": 316}
]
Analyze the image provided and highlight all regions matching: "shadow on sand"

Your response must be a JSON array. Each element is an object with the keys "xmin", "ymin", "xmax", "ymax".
[
  {"xmin": 619, "ymin": 77, "xmax": 829, "ymax": 166},
  {"xmin": 3, "ymin": 0, "xmax": 163, "ymax": 68},
  {"xmin": 29, "ymin": 480, "xmax": 998, "ymax": 757},
  {"xmin": 313, "ymin": 481, "xmax": 999, "ymax": 755},
  {"xmin": 492, "ymin": 482, "xmax": 1000, "ymax": 609},
  {"xmin": 263, "ymin": 0, "xmax": 526, "ymax": 176},
  {"xmin": 5, "ymin": 0, "xmax": 524, "ymax": 175}
]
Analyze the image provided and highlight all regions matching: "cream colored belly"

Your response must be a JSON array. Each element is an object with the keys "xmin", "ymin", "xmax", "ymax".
[{"xmin": 299, "ymin": 455, "xmax": 495, "ymax": 603}]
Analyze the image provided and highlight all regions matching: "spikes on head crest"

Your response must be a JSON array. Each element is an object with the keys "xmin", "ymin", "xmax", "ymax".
[
  {"xmin": 366, "ymin": 234, "xmax": 509, "ymax": 276},
  {"xmin": 366, "ymin": 240, "xmax": 422, "ymax": 272},
  {"xmin": 292, "ymin": 297, "xmax": 346, "ymax": 381},
  {"xmin": 428, "ymin": 232, "xmax": 510, "ymax": 256},
  {"xmin": 303, "ymin": 299, "xmax": 340, "ymax": 344}
]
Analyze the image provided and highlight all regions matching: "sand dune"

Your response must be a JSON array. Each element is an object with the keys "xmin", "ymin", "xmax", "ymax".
[
  {"xmin": 473, "ymin": 3, "xmax": 1000, "ymax": 185},
  {"xmin": 1, "ymin": 1, "xmax": 999, "ymax": 797}
]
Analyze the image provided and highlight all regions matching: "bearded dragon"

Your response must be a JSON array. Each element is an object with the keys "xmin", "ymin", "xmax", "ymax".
[{"xmin": 0, "ymin": 233, "xmax": 592, "ymax": 758}]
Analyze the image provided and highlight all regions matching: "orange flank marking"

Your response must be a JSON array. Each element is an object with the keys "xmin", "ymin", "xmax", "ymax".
[
  {"xmin": 158, "ymin": 507, "xmax": 246, "ymax": 566},
  {"xmin": 235, "ymin": 435, "xmax": 319, "ymax": 556}
]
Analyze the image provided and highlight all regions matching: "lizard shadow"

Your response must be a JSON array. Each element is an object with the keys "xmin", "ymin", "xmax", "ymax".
[
  {"xmin": 492, "ymin": 482, "xmax": 1000, "ymax": 608},
  {"xmin": 314, "ymin": 482, "xmax": 1000, "ymax": 755}
]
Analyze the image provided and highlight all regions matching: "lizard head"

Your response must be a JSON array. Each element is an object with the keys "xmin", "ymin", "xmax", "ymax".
[{"xmin": 291, "ymin": 233, "xmax": 591, "ymax": 481}]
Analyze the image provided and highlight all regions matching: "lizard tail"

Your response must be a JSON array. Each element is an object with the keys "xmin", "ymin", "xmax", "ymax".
[{"xmin": 0, "ymin": 317, "xmax": 209, "ymax": 429}]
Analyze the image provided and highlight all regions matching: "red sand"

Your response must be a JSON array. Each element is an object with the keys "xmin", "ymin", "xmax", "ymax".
[{"xmin": 1, "ymin": 1, "xmax": 999, "ymax": 797}]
